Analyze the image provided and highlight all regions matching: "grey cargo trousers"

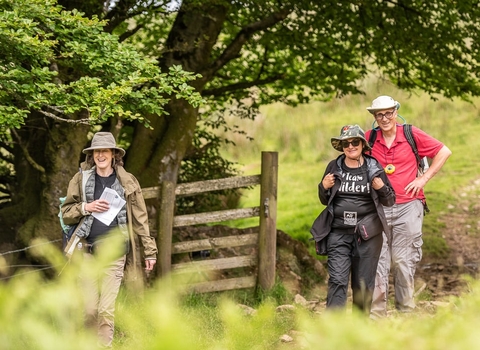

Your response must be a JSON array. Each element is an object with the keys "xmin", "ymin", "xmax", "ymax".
[{"xmin": 370, "ymin": 200, "xmax": 424, "ymax": 318}]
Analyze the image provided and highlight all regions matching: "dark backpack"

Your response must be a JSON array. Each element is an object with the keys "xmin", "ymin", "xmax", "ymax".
[
  {"xmin": 59, "ymin": 196, "xmax": 78, "ymax": 250},
  {"xmin": 368, "ymin": 124, "xmax": 430, "ymax": 213},
  {"xmin": 59, "ymin": 170, "xmax": 85, "ymax": 250}
]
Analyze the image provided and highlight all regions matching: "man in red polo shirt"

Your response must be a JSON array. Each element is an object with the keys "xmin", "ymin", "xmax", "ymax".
[{"xmin": 365, "ymin": 96, "xmax": 451, "ymax": 318}]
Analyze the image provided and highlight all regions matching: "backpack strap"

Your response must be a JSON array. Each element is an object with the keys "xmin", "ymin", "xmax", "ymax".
[
  {"xmin": 403, "ymin": 124, "xmax": 430, "ymax": 213},
  {"xmin": 403, "ymin": 124, "xmax": 421, "ymax": 166},
  {"xmin": 368, "ymin": 128, "xmax": 378, "ymax": 154},
  {"xmin": 370, "ymin": 124, "xmax": 423, "ymax": 169},
  {"xmin": 61, "ymin": 169, "xmax": 86, "ymax": 254}
]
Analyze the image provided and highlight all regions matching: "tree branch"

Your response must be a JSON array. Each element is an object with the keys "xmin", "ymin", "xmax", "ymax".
[
  {"xmin": 118, "ymin": 24, "xmax": 144, "ymax": 42},
  {"xmin": 0, "ymin": 151, "xmax": 13, "ymax": 164},
  {"xmin": 204, "ymin": 7, "xmax": 292, "ymax": 79},
  {"xmin": 257, "ymin": 46, "xmax": 270, "ymax": 80},
  {"xmin": 202, "ymin": 74, "xmax": 284, "ymax": 97},
  {"xmin": 103, "ymin": 0, "xmax": 139, "ymax": 33},
  {"xmin": 0, "ymin": 177, "xmax": 14, "ymax": 193},
  {"xmin": 183, "ymin": 142, "xmax": 216, "ymax": 161},
  {"xmin": 0, "ymin": 141, "xmax": 14, "ymax": 155},
  {"xmin": 11, "ymin": 129, "xmax": 46, "ymax": 177},
  {"xmin": 104, "ymin": 0, "xmax": 170, "ymax": 34},
  {"xmin": 38, "ymin": 109, "xmax": 91, "ymax": 125}
]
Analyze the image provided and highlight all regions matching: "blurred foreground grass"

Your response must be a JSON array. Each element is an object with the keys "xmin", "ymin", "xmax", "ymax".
[{"xmin": 2, "ymin": 241, "xmax": 480, "ymax": 349}]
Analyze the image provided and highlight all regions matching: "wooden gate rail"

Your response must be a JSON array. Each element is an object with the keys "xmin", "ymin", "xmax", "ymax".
[
  {"xmin": 170, "ymin": 233, "xmax": 259, "ymax": 293},
  {"xmin": 142, "ymin": 151, "xmax": 278, "ymax": 293},
  {"xmin": 141, "ymin": 174, "xmax": 261, "ymax": 200}
]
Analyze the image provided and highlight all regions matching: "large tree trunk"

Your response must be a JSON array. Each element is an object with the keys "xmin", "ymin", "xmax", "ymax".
[
  {"xmin": 127, "ymin": 1, "xmax": 228, "ymax": 187},
  {"xmin": 0, "ymin": 112, "xmax": 89, "ymax": 246},
  {"xmin": 127, "ymin": 100, "xmax": 198, "ymax": 186}
]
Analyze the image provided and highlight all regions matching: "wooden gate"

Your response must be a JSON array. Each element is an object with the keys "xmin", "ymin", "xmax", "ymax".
[{"xmin": 141, "ymin": 151, "xmax": 278, "ymax": 293}]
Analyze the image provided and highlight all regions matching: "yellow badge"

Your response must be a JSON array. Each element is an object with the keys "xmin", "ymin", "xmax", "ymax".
[{"xmin": 385, "ymin": 164, "xmax": 395, "ymax": 174}]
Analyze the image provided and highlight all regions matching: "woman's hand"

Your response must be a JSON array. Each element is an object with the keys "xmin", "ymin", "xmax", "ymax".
[
  {"xmin": 372, "ymin": 177, "xmax": 385, "ymax": 190},
  {"xmin": 322, "ymin": 173, "xmax": 335, "ymax": 189},
  {"xmin": 86, "ymin": 199, "xmax": 110, "ymax": 213},
  {"xmin": 145, "ymin": 259, "xmax": 157, "ymax": 271}
]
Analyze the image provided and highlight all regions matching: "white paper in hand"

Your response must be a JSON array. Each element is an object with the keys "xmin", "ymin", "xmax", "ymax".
[{"xmin": 92, "ymin": 187, "xmax": 126, "ymax": 226}]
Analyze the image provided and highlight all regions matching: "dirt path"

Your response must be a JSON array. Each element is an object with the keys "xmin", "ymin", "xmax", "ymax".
[{"xmin": 415, "ymin": 180, "xmax": 480, "ymax": 300}]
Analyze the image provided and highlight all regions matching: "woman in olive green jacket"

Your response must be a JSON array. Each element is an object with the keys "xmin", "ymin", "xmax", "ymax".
[{"xmin": 61, "ymin": 132, "xmax": 157, "ymax": 347}]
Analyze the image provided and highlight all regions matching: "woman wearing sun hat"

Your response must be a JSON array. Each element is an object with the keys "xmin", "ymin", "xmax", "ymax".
[
  {"xmin": 310, "ymin": 124, "xmax": 395, "ymax": 313},
  {"xmin": 61, "ymin": 131, "xmax": 157, "ymax": 347}
]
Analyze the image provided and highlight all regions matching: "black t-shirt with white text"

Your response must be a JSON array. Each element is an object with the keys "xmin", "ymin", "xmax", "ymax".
[{"xmin": 331, "ymin": 161, "xmax": 376, "ymax": 230}]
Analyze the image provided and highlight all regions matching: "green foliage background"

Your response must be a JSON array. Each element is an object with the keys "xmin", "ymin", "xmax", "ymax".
[{"xmin": 0, "ymin": 0, "xmax": 204, "ymax": 129}]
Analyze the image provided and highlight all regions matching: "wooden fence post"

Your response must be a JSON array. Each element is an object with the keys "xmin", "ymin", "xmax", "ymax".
[
  {"xmin": 257, "ymin": 151, "xmax": 278, "ymax": 291},
  {"xmin": 157, "ymin": 180, "xmax": 175, "ymax": 277}
]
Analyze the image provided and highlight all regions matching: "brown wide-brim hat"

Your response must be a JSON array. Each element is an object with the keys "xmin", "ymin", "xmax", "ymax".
[
  {"xmin": 330, "ymin": 124, "xmax": 371, "ymax": 152},
  {"xmin": 82, "ymin": 132, "xmax": 126, "ymax": 157}
]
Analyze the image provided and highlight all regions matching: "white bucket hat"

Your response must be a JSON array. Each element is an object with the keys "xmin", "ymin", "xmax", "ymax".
[
  {"xmin": 82, "ymin": 132, "xmax": 126, "ymax": 157},
  {"xmin": 366, "ymin": 95, "xmax": 400, "ymax": 114}
]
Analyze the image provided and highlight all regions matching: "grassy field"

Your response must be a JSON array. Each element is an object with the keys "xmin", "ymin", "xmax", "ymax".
[{"xmin": 221, "ymin": 80, "xmax": 480, "ymax": 258}]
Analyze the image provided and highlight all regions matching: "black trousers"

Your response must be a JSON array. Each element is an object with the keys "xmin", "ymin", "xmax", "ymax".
[{"xmin": 326, "ymin": 230, "xmax": 383, "ymax": 313}]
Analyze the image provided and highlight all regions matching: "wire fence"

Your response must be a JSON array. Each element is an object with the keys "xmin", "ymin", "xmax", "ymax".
[
  {"xmin": 0, "ymin": 239, "xmax": 62, "ymax": 257},
  {"xmin": 0, "ymin": 239, "xmax": 63, "ymax": 281}
]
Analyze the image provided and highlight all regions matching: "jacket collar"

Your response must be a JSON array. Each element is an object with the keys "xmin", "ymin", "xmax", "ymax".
[
  {"xmin": 82, "ymin": 163, "xmax": 137, "ymax": 196},
  {"xmin": 335, "ymin": 153, "xmax": 384, "ymax": 180}
]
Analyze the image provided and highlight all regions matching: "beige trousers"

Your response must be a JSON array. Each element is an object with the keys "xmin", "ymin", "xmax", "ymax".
[{"xmin": 81, "ymin": 253, "xmax": 126, "ymax": 347}]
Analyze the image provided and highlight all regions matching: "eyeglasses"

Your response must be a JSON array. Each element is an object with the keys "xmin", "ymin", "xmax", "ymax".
[
  {"xmin": 374, "ymin": 110, "xmax": 395, "ymax": 120},
  {"xmin": 341, "ymin": 139, "xmax": 361, "ymax": 148}
]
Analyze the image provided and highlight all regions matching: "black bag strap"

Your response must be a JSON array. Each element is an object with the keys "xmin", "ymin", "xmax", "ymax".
[
  {"xmin": 403, "ymin": 124, "xmax": 421, "ymax": 167},
  {"xmin": 404, "ymin": 124, "xmax": 430, "ymax": 213},
  {"xmin": 370, "ymin": 124, "xmax": 421, "ymax": 167},
  {"xmin": 368, "ymin": 128, "xmax": 378, "ymax": 154}
]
